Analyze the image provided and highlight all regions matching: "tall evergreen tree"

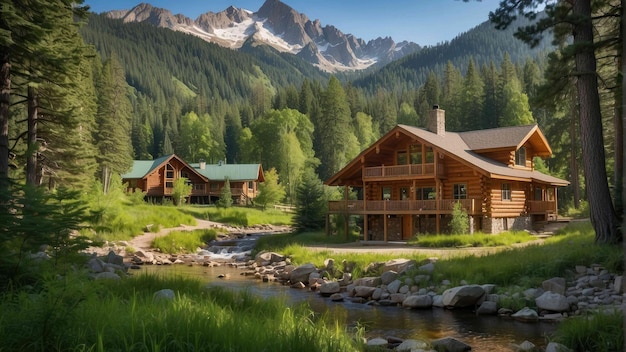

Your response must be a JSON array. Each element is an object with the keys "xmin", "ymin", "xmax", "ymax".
[
  {"xmin": 94, "ymin": 55, "xmax": 133, "ymax": 193},
  {"xmin": 294, "ymin": 168, "xmax": 327, "ymax": 232},
  {"xmin": 460, "ymin": 58, "xmax": 484, "ymax": 130}
]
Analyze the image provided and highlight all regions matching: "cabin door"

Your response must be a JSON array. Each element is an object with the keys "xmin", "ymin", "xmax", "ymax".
[{"xmin": 402, "ymin": 215, "xmax": 412, "ymax": 240}]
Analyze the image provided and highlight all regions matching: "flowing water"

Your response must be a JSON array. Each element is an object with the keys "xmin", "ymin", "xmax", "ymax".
[{"xmin": 138, "ymin": 234, "xmax": 558, "ymax": 351}]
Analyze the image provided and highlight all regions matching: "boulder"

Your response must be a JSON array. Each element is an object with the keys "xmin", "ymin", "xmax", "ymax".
[
  {"xmin": 442, "ymin": 285, "xmax": 485, "ymax": 308},
  {"xmin": 354, "ymin": 276, "xmax": 382, "ymax": 287},
  {"xmin": 354, "ymin": 286, "xmax": 377, "ymax": 298},
  {"xmin": 289, "ymin": 263, "xmax": 317, "ymax": 283},
  {"xmin": 319, "ymin": 281, "xmax": 341, "ymax": 295},
  {"xmin": 511, "ymin": 307, "xmax": 538, "ymax": 322},
  {"xmin": 418, "ymin": 262, "xmax": 435, "ymax": 273},
  {"xmin": 380, "ymin": 270, "xmax": 398, "ymax": 285},
  {"xmin": 153, "ymin": 289, "xmax": 175, "ymax": 302},
  {"xmin": 431, "ymin": 337, "xmax": 472, "ymax": 352},
  {"xmin": 366, "ymin": 337, "xmax": 388, "ymax": 348},
  {"xmin": 542, "ymin": 277, "xmax": 567, "ymax": 295},
  {"xmin": 384, "ymin": 258, "xmax": 415, "ymax": 273},
  {"xmin": 106, "ymin": 251, "xmax": 124, "ymax": 266},
  {"xmin": 330, "ymin": 293, "xmax": 344, "ymax": 301},
  {"xmin": 545, "ymin": 342, "xmax": 573, "ymax": 352},
  {"xmin": 255, "ymin": 251, "xmax": 284, "ymax": 266},
  {"xmin": 536, "ymin": 291, "xmax": 570, "ymax": 312},
  {"xmin": 476, "ymin": 301, "xmax": 498, "ymax": 315},
  {"xmin": 396, "ymin": 339, "xmax": 428, "ymax": 351},
  {"xmin": 386, "ymin": 279, "xmax": 402, "ymax": 294},
  {"xmin": 94, "ymin": 272, "xmax": 121, "ymax": 280},
  {"xmin": 515, "ymin": 340, "xmax": 536, "ymax": 351},
  {"xmin": 87, "ymin": 257, "xmax": 105, "ymax": 273},
  {"xmin": 390, "ymin": 293, "xmax": 407, "ymax": 303},
  {"xmin": 402, "ymin": 294, "xmax": 432, "ymax": 309}
]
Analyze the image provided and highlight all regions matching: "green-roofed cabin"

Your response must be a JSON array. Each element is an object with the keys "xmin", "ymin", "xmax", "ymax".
[
  {"xmin": 325, "ymin": 106, "xmax": 569, "ymax": 240},
  {"xmin": 121, "ymin": 154, "xmax": 264, "ymax": 205}
]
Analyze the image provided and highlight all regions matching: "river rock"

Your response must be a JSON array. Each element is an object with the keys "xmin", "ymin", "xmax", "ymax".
[
  {"xmin": 402, "ymin": 294, "xmax": 432, "ymax": 309},
  {"xmin": 543, "ymin": 277, "xmax": 567, "ymax": 295},
  {"xmin": 330, "ymin": 293, "xmax": 343, "ymax": 301},
  {"xmin": 354, "ymin": 286, "xmax": 377, "ymax": 298},
  {"xmin": 354, "ymin": 276, "xmax": 382, "ymax": 287},
  {"xmin": 387, "ymin": 279, "xmax": 402, "ymax": 294},
  {"xmin": 536, "ymin": 291, "xmax": 570, "ymax": 312},
  {"xmin": 381, "ymin": 270, "xmax": 398, "ymax": 285},
  {"xmin": 255, "ymin": 251, "xmax": 284, "ymax": 266},
  {"xmin": 432, "ymin": 294, "xmax": 444, "ymax": 307},
  {"xmin": 366, "ymin": 337, "xmax": 388, "ymax": 348},
  {"xmin": 515, "ymin": 340, "xmax": 536, "ymax": 351},
  {"xmin": 372, "ymin": 287, "xmax": 383, "ymax": 300},
  {"xmin": 511, "ymin": 307, "xmax": 538, "ymax": 322},
  {"xmin": 476, "ymin": 300, "xmax": 498, "ymax": 315},
  {"xmin": 319, "ymin": 281, "xmax": 341, "ymax": 295},
  {"xmin": 87, "ymin": 257, "xmax": 105, "ymax": 273},
  {"xmin": 153, "ymin": 289, "xmax": 175, "ymax": 302},
  {"xmin": 396, "ymin": 339, "xmax": 428, "ymax": 351},
  {"xmin": 545, "ymin": 342, "xmax": 573, "ymax": 352},
  {"xmin": 614, "ymin": 275, "xmax": 623, "ymax": 294},
  {"xmin": 289, "ymin": 263, "xmax": 316, "ymax": 283},
  {"xmin": 94, "ymin": 272, "xmax": 121, "ymax": 280},
  {"xmin": 442, "ymin": 285, "xmax": 485, "ymax": 308},
  {"xmin": 390, "ymin": 293, "xmax": 406, "ymax": 303},
  {"xmin": 106, "ymin": 250, "xmax": 124, "ymax": 266},
  {"xmin": 418, "ymin": 262, "xmax": 435, "ymax": 273},
  {"xmin": 431, "ymin": 336, "xmax": 472, "ymax": 352},
  {"xmin": 384, "ymin": 258, "xmax": 415, "ymax": 273}
]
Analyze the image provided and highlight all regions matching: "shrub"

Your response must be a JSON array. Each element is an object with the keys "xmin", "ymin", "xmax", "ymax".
[
  {"xmin": 449, "ymin": 202, "xmax": 469, "ymax": 234},
  {"xmin": 153, "ymin": 229, "xmax": 219, "ymax": 254}
]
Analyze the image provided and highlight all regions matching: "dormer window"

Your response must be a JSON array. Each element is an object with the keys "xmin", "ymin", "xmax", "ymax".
[{"xmin": 515, "ymin": 147, "xmax": 526, "ymax": 167}]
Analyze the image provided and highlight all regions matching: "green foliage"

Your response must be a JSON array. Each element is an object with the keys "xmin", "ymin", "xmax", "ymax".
[
  {"xmin": 181, "ymin": 206, "xmax": 292, "ymax": 227},
  {"xmin": 216, "ymin": 178, "xmax": 233, "ymax": 208},
  {"xmin": 413, "ymin": 231, "xmax": 535, "ymax": 248},
  {"xmin": 255, "ymin": 168, "xmax": 285, "ymax": 209},
  {"xmin": 294, "ymin": 169, "xmax": 328, "ymax": 232},
  {"xmin": 448, "ymin": 202, "xmax": 469, "ymax": 234},
  {"xmin": 172, "ymin": 177, "xmax": 192, "ymax": 206},
  {"xmin": 0, "ymin": 274, "xmax": 362, "ymax": 351},
  {"xmin": 152, "ymin": 229, "xmax": 219, "ymax": 254},
  {"xmin": 551, "ymin": 310, "xmax": 623, "ymax": 352},
  {"xmin": 0, "ymin": 184, "xmax": 91, "ymax": 289}
]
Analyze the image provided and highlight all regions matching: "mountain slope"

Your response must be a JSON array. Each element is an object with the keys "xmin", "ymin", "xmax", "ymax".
[{"xmin": 104, "ymin": 0, "xmax": 421, "ymax": 72}]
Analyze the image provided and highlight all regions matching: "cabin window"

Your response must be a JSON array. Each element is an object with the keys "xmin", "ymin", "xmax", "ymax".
[
  {"xmin": 397, "ymin": 151, "xmax": 408, "ymax": 165},
  {"xmin": 453, "ymin": 184, "xmax": 467, "ymax": 199},
  {"xmin": 248, "ymin": 181, "xmax": 253, "ymax": 189},
  {"xmin": 194, "ymin": 184, "xmax": 205, "ymax": 191},
  {"xmin": 515, "ymin": 147, "xmax": 526, "ymax": 166},
  {"xmin": 534, "ymin": 187, "xmax": 543, "ymax": 201},
  {"xmin": 166, "ymin": 164, "xmax": 174, "ymax": 179},
  {"xmin": 410, "ymin": 144, "xmax": 422, "ymax": 164},
  {"xmin": 416, "ymin": 187, "xmax": 435, "ymax": 200},
  {"xmin": 382, "ymin": 187, "xmax": 391, "ymax": 200},
  {"xmin": 501, "ymin": 183, "xmax": 511, "ymax": 201},
  {"xmin": 547, "ymin": 188, "xmax": 555, "ymax": 201},
  {"xmin": 165, "ymin": 181, "xmax": 173, "ymax": 188},
  {"xmin": 210, "ymin": 183, "xmax": 219, "ymax": 190},
  {"xmin": 181, "ymin": 171, "xmax": 189, "ymax": 179},
  {"xmin": 425, "ymin": 146, "xmax": 434, "ymax": 163}
]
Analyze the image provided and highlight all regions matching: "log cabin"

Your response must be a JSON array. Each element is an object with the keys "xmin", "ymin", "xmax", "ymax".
[
  {"xmin": 325, "ymin": 106, "xmax": 569, "ymax": 240},
  {"xmin": 121, "ymin": 154, "xmax": 264, "ymax": 204}
]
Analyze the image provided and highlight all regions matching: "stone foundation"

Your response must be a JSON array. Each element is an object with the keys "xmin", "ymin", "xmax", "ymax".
[{"xmin": 483, "ymin": 216, "xmax": 532, "ymax": 234}]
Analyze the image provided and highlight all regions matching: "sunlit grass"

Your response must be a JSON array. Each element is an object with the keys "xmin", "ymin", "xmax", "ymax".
[
  {"xmin": 551, "ymin": 310, "xmax": 623, "ymax": 352},
  {"xmin": 152, "ymin": 229, "xmax": 221, "ymax": 254},
  {"xmin": 181, "ymin": 205, "xmax": 293, "ymax": 227},
  {"xmin": 411, "ymin": 230, "xmax": 536, "ymax": 247}
]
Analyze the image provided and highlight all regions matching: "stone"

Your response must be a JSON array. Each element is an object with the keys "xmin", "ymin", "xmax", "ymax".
[
  {"xmin": 380, "ymin": 270, "xmax": 398, "ymax": 285},
  {"xmin": 330, "ymin": 293, "xmax": 344, "ymax": 301},
  {"xmin": 536, "ymin": 291, "xmax": 570, "ymax": 312},
  {"xmin": 418, "ymin": 262, "xmax": 435, "ymax": 273},
  {"xmin": 323, "ymin": 258, "xmax": 335, "ymax": 270},
  {"xmin": 387, "ymin": 279, "xmax": 401, "ymax": 294},
  {"xmin": 354, "ymin": 276, "xmax": 382, "ymax": 287},
  {"xmin": 87, "ymin": 258, "xmax": 105, "ymax": 273},
  {"xmin": 290, "ymin": 281, "xmax": 306, "ymax": 289},
  {"xmin": 390, "ymin": 293, "xmax": 407, "ymax": 303},
  {"xmin": 354, "ymin": 286, "xmax": 377, "ymax": 298},
  {"xmin": 476, "ymin": 301, "xmax": 498, "ymax": 315},
  {"xmin": 371, "ymin": 288, "xmax": 383, "ymax": 300},
  {"xmin": 94, "ymin": 272, "xmax": 121, "ymax": 280},
  {"xmin": 319, "ymin": 281, "xmax": 341, "ymax": 295},
  {"xmin": 289, "ymin": 263, "xmax": 316, "ymax": 283},
  {"xmin": 255, "ymin": 251, "xmax": 285, "ymax": 266},
  {"xmin": 396, "ymin": 339, "xmax": 428, "ymax": 351},
  {"xmin": 432, "ymin": 295, "xmax": 444, "ymax": 308},
  {"xmin": 402, "ymin": 294, "xmax": 432, "ymax": 309},
  {"xmin": 442, "ymin": 285, "xmax": 485, "ymax": 308},
  {"xmin": 481, "ymin": 284, "xmax": 496, "ymax": 294},
  {"xmin": 431, "ymin": 336, "xmax": 472, "ymax": 352},
  {"xmin": 545, "ymin": 342, "xmax": 573, "ymax": 352},
  {"xmin": 613, "ymin": 275, "xmax": 624, "ymax": 294},
  {"xmin": 511, "ymin": 307, "xmax": 538, "ymax": 322},
  {"xmin": 542, "ymin": 277, "xmax": 567, "ymax": 295},
  {"xmin": 153, "ymin": 289, "xmax": 175, "ymax": 302},
  {"xmin": 516, "ymin": 340, "xmax": 536, "ymax": 351},
  {"xmin": 383, "ymin": 258, "xmax": 415, "ymax": 273},
  {"xmin": 106, "ymin": 251, "xmax": 124, "ymax": 266},
  {"xmin": 366, "ymin": 337, "xmax": 388, "ymax": 348}
]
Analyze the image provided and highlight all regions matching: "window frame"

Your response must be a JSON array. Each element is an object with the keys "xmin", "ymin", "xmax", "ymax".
[
  {"xmin": 501, "ymin": 183, "xmax": 511, "ymax": 201},
  {"xmin": 453, "ymin": 183, "xmax": 467, "ymax": 200},
  {"xmin": 515, "ymin": 147, "xmax": 526, "ymax": 167}
]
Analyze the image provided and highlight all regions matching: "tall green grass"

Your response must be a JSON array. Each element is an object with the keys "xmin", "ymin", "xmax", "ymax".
[
  {"xmin": 180, "ymin": 206, "xmax": 293, "ymax": 227},
  {"xmin": 152, "ymin": 229, "xmax": 220, "ymax": 254},
  {"xmin": 551, "ymin": 310, "xmax": 623, "ymax": 351},
  {"xmin": 0, "ymin": 273, "xmax": 362, "ymax": 351},
  {"xmin": 412, "ymin": 231, "xmax": 536, "ymax": 247}
]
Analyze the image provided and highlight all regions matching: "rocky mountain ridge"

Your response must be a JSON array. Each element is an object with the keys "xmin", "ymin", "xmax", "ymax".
[{"xmin": 104, "ymin": 0, "xmax": 421, "ymax": 72}]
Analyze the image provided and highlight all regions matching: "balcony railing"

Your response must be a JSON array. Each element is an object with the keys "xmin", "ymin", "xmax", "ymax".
[
  {"xmin": 528, "ymin": 200, "xmax": 557, "ymax": 213},
  {"xmin": 328, "ymin": 199, "xmax": 478, "ymax": 215},
  {"xmin": 363, "ymin": 163, "xmax": 443, "ymax": 179}
]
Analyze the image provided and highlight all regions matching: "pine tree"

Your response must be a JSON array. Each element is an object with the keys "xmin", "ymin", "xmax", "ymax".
[
  {"xmin": 460, "ymin": 58, "xmax": 484, "ymax": 131},
  {"xmin": 294, "ymin": 168, "xmax": 327, "ymax": 232}
]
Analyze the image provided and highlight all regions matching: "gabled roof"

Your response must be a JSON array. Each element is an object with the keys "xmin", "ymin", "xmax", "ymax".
[
  {"xmin": 121, "ymin": 154, "xmax": 209, "ymax": 182},
  {"xmin": 459, "ymin": 124, "xmax": 552, "ymax": 156},
  {"xmin": 189, "ymin": 163, "xmax": 265, "ymax": 182},
  {"xmin": 326, "ymin": 124, "xmax": 568, "ymax": 187}
]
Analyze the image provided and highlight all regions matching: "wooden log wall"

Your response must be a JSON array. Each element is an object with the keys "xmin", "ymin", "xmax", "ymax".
[{"xmin": 489, "ymin": 180, "xmax": 527, "ymax": 217}]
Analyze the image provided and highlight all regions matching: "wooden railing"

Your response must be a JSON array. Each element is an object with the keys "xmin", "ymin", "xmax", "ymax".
[
  {"xmin": 527, "ymin": 200, "xmax": 557, "ymax": 213},
  {"xmin": 363, "ymin": 163, "xmax": 443, "ymax": 179},
  {"xmin": 328, "ymin": 199, "xmax": 478, "ymax": 214}
]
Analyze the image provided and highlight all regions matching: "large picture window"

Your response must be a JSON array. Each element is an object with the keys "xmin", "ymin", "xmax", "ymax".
[
  {"xmin": 382, "ymin": 187, "xmax": 391, "ymax": 200},
  {"xmin": 453, "ymin": 184, "xmax": 467, "ymax": 199},
  {"xmin": 501, "ymin": 183, "xmax": 511, "ymax": 201}
]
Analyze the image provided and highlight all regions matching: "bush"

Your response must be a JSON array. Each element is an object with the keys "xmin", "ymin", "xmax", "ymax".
[
  {"xmin": 449, "ymin": 202, "xmax": 469, "ymax": 234},
  {"xmin": 153, "ymin": 229, "xmax": 220, "ymax": 254}
]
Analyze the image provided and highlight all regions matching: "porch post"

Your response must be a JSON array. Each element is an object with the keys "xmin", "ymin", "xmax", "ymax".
[
  {"xmin": 554, "ymin": 187, "xmax": 559, "ymax": 221},
  {"xmin": 364, "ymin": 214, "xmax": 369, "ymax": 241},
  {"xmin": 384, "ymin": 214, "xmax": 388, "ymax": 242},
  {"xmin": 344, "ymin": 186, "xmax": 349, "ymax": 238},
  {"xmin": 435, "ymin": 178, "xmax": 441, "ymax": 234}
]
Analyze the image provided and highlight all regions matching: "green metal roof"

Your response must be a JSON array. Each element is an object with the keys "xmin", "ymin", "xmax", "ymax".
[
  {"xmin": 190, "ymin": 162, "xmax": 263, "ymax": 181},
  {"xmin": 121, "ymin": 154, "xmax": 173, "ymax": 179}
]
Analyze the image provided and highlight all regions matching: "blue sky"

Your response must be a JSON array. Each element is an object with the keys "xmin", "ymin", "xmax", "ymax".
[{"xmin": 84, "ymin": 0, "xmax": 503, "ymax": 46}]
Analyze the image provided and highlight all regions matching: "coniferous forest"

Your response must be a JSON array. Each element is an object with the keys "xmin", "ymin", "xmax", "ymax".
[{"xmin": 1, "ymin": 1, "xmax": 623, "ymax": 242}]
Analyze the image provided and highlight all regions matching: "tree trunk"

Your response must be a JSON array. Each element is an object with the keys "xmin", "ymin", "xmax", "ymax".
[
  {"xmin": 26, "ymin": 86, "xmax": 39, "ymax": 187},
  {"xmin": 0, "ymin": 54, "xmax": 9, "ymax": 192},
  {"xmin": 570, "ymin": 86, "xmax": 580, "ymax": 208},
  {"xmin": 572, "ymin": 0, "xmax": 620, "ymax": 243},
  {"xmin": 620, "ymin": 0, "xmax": 626, "ymax": 349}
]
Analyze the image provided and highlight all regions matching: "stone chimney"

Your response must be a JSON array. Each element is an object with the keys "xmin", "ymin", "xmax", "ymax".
[
  {"xmin": 199, "ymin": 159, "xmax": 206, "ymax": 170},
  {"xmin": 428, "ymin": 105, "xmax": 445, "ymax": 136}
]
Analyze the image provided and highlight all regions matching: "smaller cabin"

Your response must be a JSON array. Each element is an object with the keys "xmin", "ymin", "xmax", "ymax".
[{"xmin": 121, "ymin": 154, "xmax": 264, "ymax": 204}]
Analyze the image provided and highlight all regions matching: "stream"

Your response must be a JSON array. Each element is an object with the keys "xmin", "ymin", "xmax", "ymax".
[{"xmin": 137, "ymin": 234, "xmax": 559, "ymax": 351}]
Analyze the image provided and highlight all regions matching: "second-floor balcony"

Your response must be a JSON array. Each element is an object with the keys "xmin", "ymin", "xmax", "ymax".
[
  {"xmin": 328, "ymin": 199, "xmax": 479, "ymax": 215},
  {"xmin": 363, "ymin": 163, "xmax": 444, "ymax": 180}
]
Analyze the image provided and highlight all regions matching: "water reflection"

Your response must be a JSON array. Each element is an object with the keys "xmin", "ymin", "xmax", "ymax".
[{"xmin": 136, "ymin": 264, "xmax": 557, "ymax": 351}]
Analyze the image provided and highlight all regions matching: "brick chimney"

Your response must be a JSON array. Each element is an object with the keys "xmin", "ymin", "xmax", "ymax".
[
  {"xmin": 428, "ymin": 105, "xmax": 445, "ymax": 136},
  {"xmin": 199, "ymin": 159, "xmax": 206, "ymax": 170}
]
